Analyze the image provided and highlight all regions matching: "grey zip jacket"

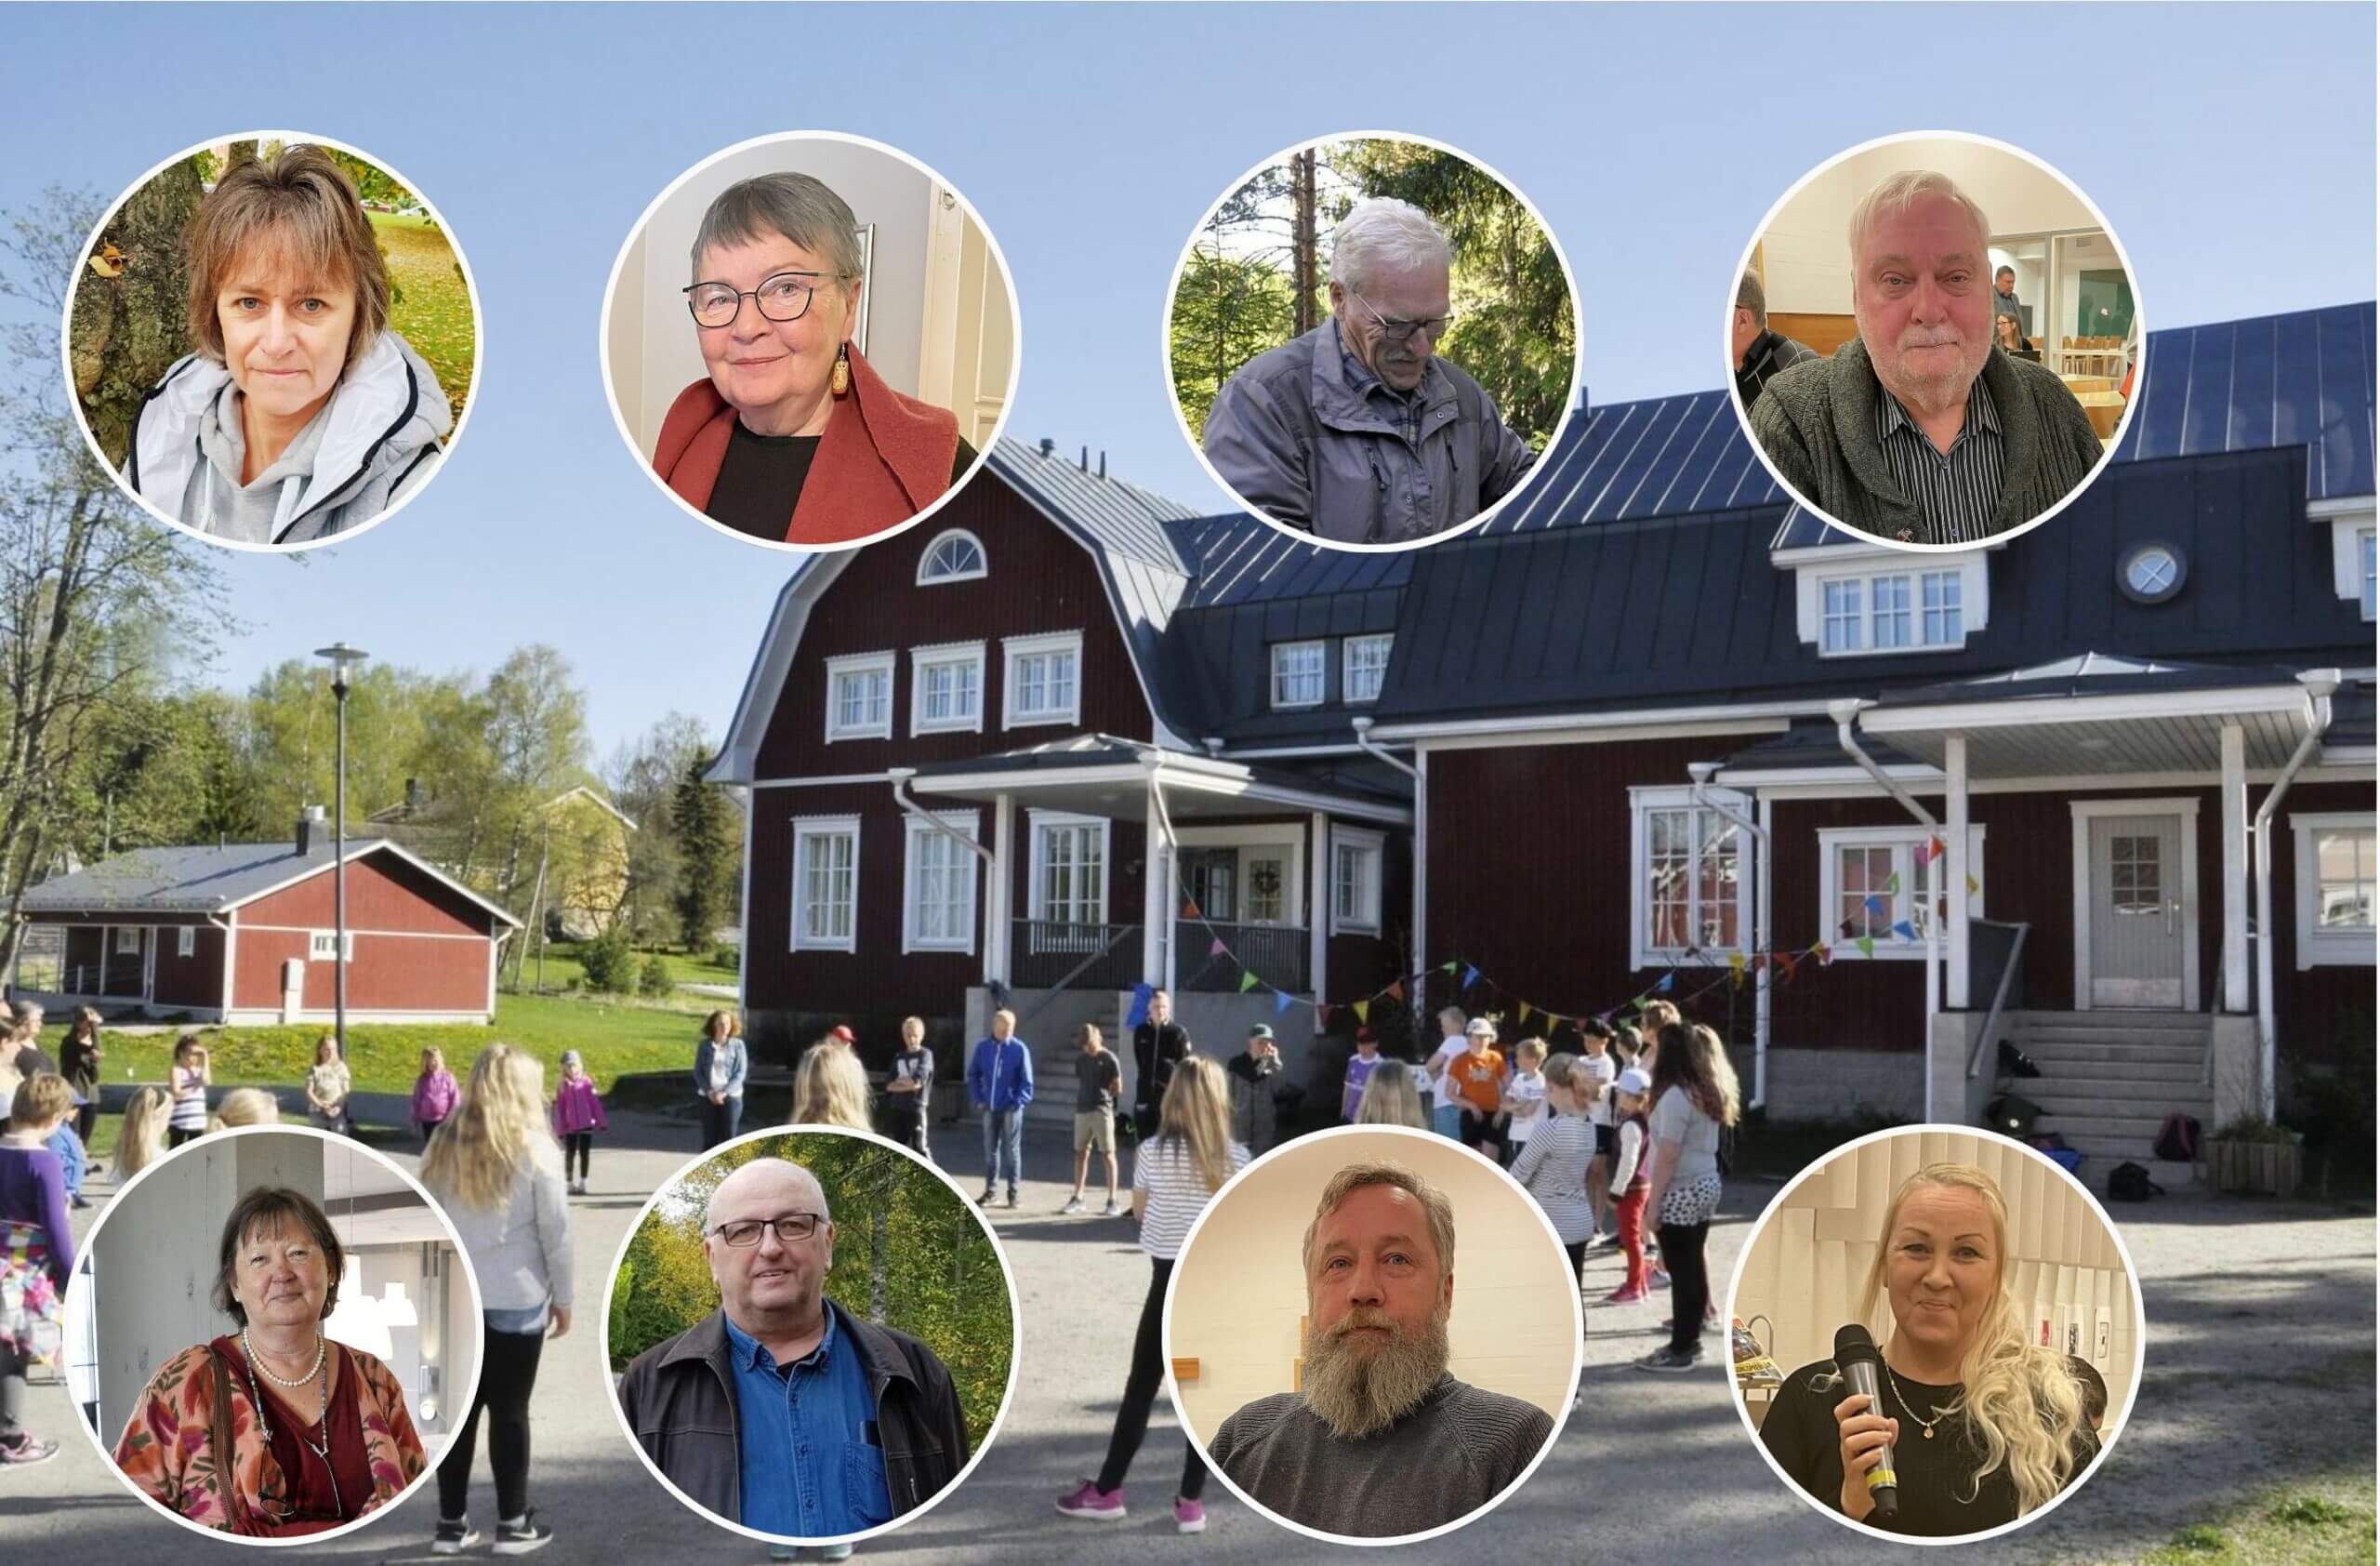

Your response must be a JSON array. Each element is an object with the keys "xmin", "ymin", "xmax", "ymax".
[
  {"xmin": 1748, "ymin": 337, "xmax": 2104, "ymax": 541},
  {"xmin": 1204, "ymin": 320, "xmax": 1535, "ymax": 545},
  {"xmin": 126, "ymin": 330, "xmax": 451, "ymax": 545}
]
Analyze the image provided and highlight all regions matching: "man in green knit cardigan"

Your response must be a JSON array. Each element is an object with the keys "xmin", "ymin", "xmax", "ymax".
[{"xmin": 1750, "ymin": 170, "xmax": 2105, "ymax": 547}]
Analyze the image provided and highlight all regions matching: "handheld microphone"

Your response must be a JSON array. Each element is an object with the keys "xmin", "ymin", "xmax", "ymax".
[{"xmin": 1833, "ymin": 1324, "xmax": 1898, "ymax": 1519}]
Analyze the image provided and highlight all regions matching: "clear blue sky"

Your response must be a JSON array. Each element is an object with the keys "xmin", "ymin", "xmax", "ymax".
[{"xmin": 4, "ymin": 4, "xmax": 2370, "ymax": 757}]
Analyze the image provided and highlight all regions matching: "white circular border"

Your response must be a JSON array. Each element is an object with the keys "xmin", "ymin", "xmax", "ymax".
[
  {"xmin": 595, "ymin": 130, "xmax": 1025, "ymax": 557},
  {"xmin": 61, "ymin": 1122, "xmax": 490, "ymax": 1547},
  {"xmin": 595, "ymin": 1123, "xmax": 1025, "ymax": 1547},
  {"xmin": 61, "ymin": 128, "xmax": 487, "ymax": 556},
  {"xmin": 1723, "ymin": 128, "xmax": 2149, "ymax": 555},
  {"xmin": 1158, "ymin": 129, "xmax": 1588, "ymax": 555},
  {"xmin": 1159, "ymin": 1121, "xmax": 1585, "ymax": 1547},
  {"xmin": 1719, "ymin": 1124, "xmax": 2150, "ymax": 1546}
]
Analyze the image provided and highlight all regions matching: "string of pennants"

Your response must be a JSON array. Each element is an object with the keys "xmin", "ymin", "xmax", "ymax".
[{"xmin": 1159, "ymin": 832, "xmax": 1978, "ymax": 1029}]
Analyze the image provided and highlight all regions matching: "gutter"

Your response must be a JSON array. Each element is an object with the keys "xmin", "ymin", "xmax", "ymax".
[
  {"xmin": 1353, "ymin": 718, "xmax": 1424, "ymax": 1013},
  {"xmin": 889, "ymin": 772, "xmax": 997, "ymax": 867},
  {"xmin": 1688, "ymin": 762, "xmax": 1767, "ymax": 1111},
  {"xmin": 1830, "ymin": 699, "xmax": 1943, "ymax": 1118},
  {"xmin": 2253, "ymin": 670, "xmax": 2341, "ymax": 1120},
  {"xmin": 1143, "ymin": 755, "xmax": 1183, "ymax": 994}
]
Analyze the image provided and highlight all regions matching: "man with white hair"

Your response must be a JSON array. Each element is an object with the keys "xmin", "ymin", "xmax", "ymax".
[
  {"xmin": 615, "ymin": 1158, "xmax": 971, "ymax": 1542},
  {"xmin": 1748, "ymin": 170, "xmax": 2102, "ymax": 545},
  {"xmin": 1203, "ymin": 197, "xmax": 1536, "ymax": 545},
  {"xmin": 1206, "ymin": 1162, "xmax": 1554, "ymax": 1536}
]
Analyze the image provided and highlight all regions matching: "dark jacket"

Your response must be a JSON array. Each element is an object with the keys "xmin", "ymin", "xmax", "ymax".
[
  {"xmin": 616, "ymin": 1302, "xmax": 970, "ymax": 1527},
  {"xmin": 1132, "ymin": 1020, "xmax": 1191, "ymax": 1121},
  {"xmin": 1749, "ymin": 338, "xmax": 2104, "ymax": 542},
  {"xmin": 1734, "ymin": 327, "xmax": 1817, "ymax": 409},
  {"xmin": 1203, "ymin": 319, "xmax": 1535, "ymax": 545}
]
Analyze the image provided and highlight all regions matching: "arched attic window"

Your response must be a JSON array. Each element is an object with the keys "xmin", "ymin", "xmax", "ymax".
[{"xmin": 917, "ymin": 529, "xmax": 987, "ymax": 585}]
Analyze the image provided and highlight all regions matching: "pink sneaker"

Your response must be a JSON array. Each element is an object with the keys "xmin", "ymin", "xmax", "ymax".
[
  {"xmin": 1056, "ymin": 1480, "xmax": 1127, "ymax": 1521},
  {"xmin": 1603, "ymin": 1283, "xmax": 1649, "ymax": 1305},
  {"xmin": 1173, "ymin": 1497, "xmax": 1206, "ymax": 1533}
]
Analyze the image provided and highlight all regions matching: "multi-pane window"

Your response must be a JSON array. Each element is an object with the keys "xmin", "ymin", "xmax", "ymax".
[
  {"xmin": 2314, "ymin": 827, "xmax": 2375, "ymax": 932},
  {"xmin": 1271, "ymin": 641, "xmax": 1327, "ymax": 708},
  {"xmin": 2108, "ymin": 834, "xmax": 2164, "ymax": 917},
  {"xmin": 1818, "ymin": 828, "xmax": 1987, "ymax": 952},
  {"xmin": 1343, "ymin": 635, "xmax": 1393, "ymax": 704},
  {"xmin": 825, "ymin": 653, "xmax": 894, "ymax": 741},
  {"xmin": 1332, "ymin": 829, "xmax": 1383, "ymax": 934},
  {"xmin": 1005, "ymin": 633, "xmax": 1081, "ymax": 727},
  {"xmin": 792, "ymin": 819, "xmax": 859, "ymax": 951},
  {"xmin": 911, "ymin": 644, "xmax": 985, "ymax": 735},
  {"xmin": 1921, "ymin": 570, "xmax": 1963, "ymax": 644},
  {"xmin": 917, "ymin": 529, "xmax": 986, "ymax": 584},
  {"xmin": 1871, "ymin": 574, "xmax": 1912, "ymax": 649},
  {"xmin": 1818, "ymin": 570, "xmax": 1967, "ymax": 656},
  {"xmin": 1821, "ymin": 579, "xmax": 1862, "ymax": 653},
  {"xmin": 308, "ymin": 930, "xmax": 354, "ymax": 962},
  {"xmin": 1643, "ymin": 806, "xmax": 1740, "ymax": 951},
  {"xmin": 2292, "ymin": 814, "xmax": 2375, "ymax": 968},
  {"xmin": 904, "ymin": 816, "xmax": 977, "ymax": 952},
  {"xmin": 1033, "ymin": 817, "xmax": 1106, "ymax": 925},
  {"xmin": 177, "ymin": 926, "xmax": 196, "ymax": 958},
  {"xmin": 1837, "ymin": 844, "xmax": 1897, "ymax": 940}
]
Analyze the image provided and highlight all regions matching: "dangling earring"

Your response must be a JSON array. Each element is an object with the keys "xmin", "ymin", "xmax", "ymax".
[{"xmin": 830, "ymin": 343, "xmax": 851, "ymax": 398}]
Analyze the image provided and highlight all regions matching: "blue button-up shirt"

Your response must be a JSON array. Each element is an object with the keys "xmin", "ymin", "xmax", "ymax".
[{"xmin": 724, "ymin": 1302, "xmax": 891, "ymax": 1537}]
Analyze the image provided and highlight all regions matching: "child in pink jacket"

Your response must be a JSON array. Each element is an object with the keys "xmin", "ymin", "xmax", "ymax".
[
  {"xmin": 549, "ymin": 1049, "xmax": 609, "ymax": 1196},
  {"xmin": 410, "ymin": 1046, "xmax": 459, "ymax": 1148}
]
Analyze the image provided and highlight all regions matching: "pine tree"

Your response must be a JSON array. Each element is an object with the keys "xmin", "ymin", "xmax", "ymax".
[{"xmin": 671, "ymin": 752, "xmax": 734, "ymax": 952}]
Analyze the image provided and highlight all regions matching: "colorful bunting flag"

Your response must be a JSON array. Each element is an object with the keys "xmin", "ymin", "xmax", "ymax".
[
  {"xmin": 1274, "ymin": 989, "xmax": 1294, "ymax": 1015},
  {"xmin": 1388, "ymin": 979, "xmax": 1406, "ymax": 1002},
  {"xmin": 1317, "ymin": 1004, "xmax": 1332, "ymax": 1028},
  {"xmin": 1728, "ymin": 952, "xmax": 1746, "ymax": 987},
  {"xmin": 1890, "ymin": 921, "xmax": 1917, "ymax": 941},
  {"xmin": 1967, "ymin": 874, "xmax": 1980, "ymax": 896},
  {"xmin": 1182, "ymin": 898, "xmax": 1201, "ymax": 920},
  {"xmin": 1209, "ymin": 937, "xmax": 1227, "ymax": 957},
  {"xmin": 1518, "ymin": 1001, "xmax": 1533, "ymax": 1025},
  {"xmin": 1884, "ymin": 872, "xmax": 1901, "ymax": 896},
  {"xmin": 1126, "ymin": 983, "xmax": 1154, "ymax": 1029},
  {"xmin": 1912, "ymin": 838, "xmax": 1934, "ymax": 868},
  {"xmin": 1928, "ymin": 836, "xmax": 1946, "ymax": 862},
  {"xmin": 1442, "ymin": 960, "xmax": 1460, "ymax": 975},
  {"xmin": 1856, "ymin": 936, "xmax": 1876, "ymax": 957},
  {"xmin": 1654, "ymin": 973, "xmax": 1675, "ymax": 994},
  {"xmin": 1864, "ymin": 894, "xmax": 1889, "ymax": 917},
  {"xmin": 1462, "ymin": 964, "xmax": 1481, "ymax": 990},
  {"xmin": 1238, "ymin": 969, "xmax": 1261, "ymax": 994},
  {"xmin": 1354, "ymin": 1000, "xmax": 1370, "ymax": 1025},
  {"xmin": 1814, "ymin": 943, "xmax": 1832, "ymax": 965}
]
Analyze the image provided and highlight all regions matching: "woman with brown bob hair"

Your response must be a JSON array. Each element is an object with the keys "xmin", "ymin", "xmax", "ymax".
[
  {"xmin": 126, "ymin": 143, "xmax": 453, "ymax": 546},
  {"xmin": 112, "ymin": 1184, "xmax": 427, "ymax": 1533}
]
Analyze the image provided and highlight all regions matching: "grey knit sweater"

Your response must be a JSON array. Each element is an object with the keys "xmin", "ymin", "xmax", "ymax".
[
  {"xmin": 1749, "ymin": 337, "xmax": 2104, "ymax": 541},
  {"xmin": 1208, "ymin": 1374, "xmax": 1554, "ymax": 1537}
]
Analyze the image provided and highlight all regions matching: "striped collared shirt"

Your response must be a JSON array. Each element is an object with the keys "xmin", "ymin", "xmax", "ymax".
[{"xmin": 1875, "ymin": 373, "xmax": 2005, "ymax": 545}]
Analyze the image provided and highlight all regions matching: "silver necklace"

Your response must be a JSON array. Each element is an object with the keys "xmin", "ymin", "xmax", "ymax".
[
  {"xmin": 238, "ymin": 1331, "xmax": 345, "ymax": 1520},
  {"xmin": 1884, "ymin": 1360, "xmax": 1961, "ymax": 1440}
]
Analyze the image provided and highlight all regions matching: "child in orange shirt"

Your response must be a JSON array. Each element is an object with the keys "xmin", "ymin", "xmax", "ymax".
[{"xmin": 1451, "ymin": 1016, "xmax": 1509, "ymax": 1161}]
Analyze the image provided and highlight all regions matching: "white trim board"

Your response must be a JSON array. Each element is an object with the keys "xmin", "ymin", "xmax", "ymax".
[{"xmin": 2289, "ymin": 810, "xmax": 2377, "ymax": 969}]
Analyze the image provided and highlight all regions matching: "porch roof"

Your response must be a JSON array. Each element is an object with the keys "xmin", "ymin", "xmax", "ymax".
[{"xmin": 902, "ymin": 735, "xmax": 1412, "ymax": 826}]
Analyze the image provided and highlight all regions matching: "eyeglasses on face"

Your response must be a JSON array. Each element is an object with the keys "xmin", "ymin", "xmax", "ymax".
[
  {"xmin": 683, "ymin": 271, "xmax": 830, "ymax": 328},
  {"xmin": 1348, "ymin": 287, "xmax": 1455, "ymax": 345},
  {"xmin": 708, "ymin": 1213, "xmax": 826, "ymax": 1247}
]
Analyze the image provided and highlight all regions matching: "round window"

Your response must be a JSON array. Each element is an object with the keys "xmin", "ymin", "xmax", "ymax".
[{"xmin": 2120, "ymin": 541, "xmax": 2187, "ymax": 604}]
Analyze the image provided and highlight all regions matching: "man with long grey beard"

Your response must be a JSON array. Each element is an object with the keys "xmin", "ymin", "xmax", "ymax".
[{"xmin": 1205, "ymin": 1162, "xmax": 1554, "ymax": 1537}]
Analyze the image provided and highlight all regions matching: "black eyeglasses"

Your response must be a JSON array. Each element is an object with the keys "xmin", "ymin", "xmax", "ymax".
[
  {"xmin": 709, "ymin": 1213, "xmax": 827, "ymax": 1247},
  {"xmin": 1348, "ymin": 287, "xmax": 1455, "ymax": 345},
  {"xmin": 683, "ymin": 272, "xmax": 831, "ymax": 329}
]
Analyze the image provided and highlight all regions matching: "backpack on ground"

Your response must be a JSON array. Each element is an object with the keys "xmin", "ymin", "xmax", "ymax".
[
  {"xmin": 1998, "ymin": 1040, "xmax": 2043, "ymax": 1079},
  {"xmin": 2153, "ymin": 1112, "xmax": 2202, "ymax": 1164},
  {"xmin": 1986, "ymin": 1095, "xmax": 2043, "ymax": 1137},
  {"xmin": 2108, "ymin": 1161, "xmax": 2163, "ymax": 1201}
]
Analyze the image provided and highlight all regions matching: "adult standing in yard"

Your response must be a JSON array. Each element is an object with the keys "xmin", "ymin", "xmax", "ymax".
[
  {"xmin": 421, "ymin": 1044, "xmax": 571, "ymax": 1555},
  {"xmin": 966, "ymin": 1010, "xmax": 1033, "ymax": 1209},
  {"xmin": 1130, "ymin": 989, "xmax": 1191, "ymax": 1144},
  {"xmin": 1228, "ymin": 1023, "xmax": 1284, "ymax": 1154},
  {"xmin": 59, "ymin": 1008, "xmax": 102, "ymax": 1150},
  {"xmin": 1065, "ymin": 1024, "xmax": 1123, "ymax": 1216},
  {"xmin": 695, "ymin": 1010, "xmax": 748, "ymax": 1151}
]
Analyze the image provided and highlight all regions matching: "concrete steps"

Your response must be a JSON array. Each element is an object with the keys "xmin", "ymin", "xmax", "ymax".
[{"xmin": 2003, "ymin": 1011, "xmax": 2211, "ymax": 1185}]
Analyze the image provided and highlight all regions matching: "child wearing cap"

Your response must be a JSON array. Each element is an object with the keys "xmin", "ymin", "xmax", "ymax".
[
  {"xmin": 1603, "ymin": 1066, "xmax": 1655, "ymax": 1303},
  {"xmin": 549, "ymin": 1049, "xmax": 609, "ymax": 1197}
]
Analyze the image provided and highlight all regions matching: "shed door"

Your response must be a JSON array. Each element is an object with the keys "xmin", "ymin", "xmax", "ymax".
[{"xmin": 2088, "ymin": 815, "xmax": 2186, "ymax": 1008}]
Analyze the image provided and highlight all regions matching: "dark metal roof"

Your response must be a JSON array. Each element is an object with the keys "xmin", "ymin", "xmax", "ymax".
[
  {"xmin": 2111, "ymin": 302, "xmax": 2376, "ymax": 501},
  {"xmin": 987, "ymin": 437, "xmax": 1198, "ymax": 572},
  {"xmin": 23, "ymin": 838, "xmax": 390, "ymax": 913},
  {"xmin": 1488, "ymin": 392, "xmax": 1786, "ymax": 533}
]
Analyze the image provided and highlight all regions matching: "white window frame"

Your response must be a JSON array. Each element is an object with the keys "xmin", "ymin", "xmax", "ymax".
[
  {"xmin": 1821, "ymin": 577, "xmax": 1863, "ymax": 654},
  {"xmin": 1792, "ymin": 547, "xmax": 1987, "ymax": 655},
  {"xmin": 1817, "ymin": 825, "xmax": 1989, "ymax": 958},
  {"xmin": 908, "ymin": 641, "xmax": 986, "ymax": 737},
  {"xmin": 1814, "ymin": 568, "xmax": 1967, "ymax": 657},
  {"xmin": 2363, "ymin": 528, "xmax": 2376, "ymax": 622},
  {"xmin": 1342, "ymin": 634, "xmax": 1393, "ymax": 705},
  {"xmin": 823, "ymin": 651, "xmax": 896, "ymax": 743},
  {"xmin": 1629, "ymin": 786, "xmax": 1754, "ymax": 967},
  {"xmin": 1002, "ymin": 631, "xmax": 1083, "ymax": 730},
  {"xmin": 1271, "ymin": 640, "xmax": 1328, "ymax": 710},
  {"xmin": 1027, "ymin": 812, "xmax": 1110, "ymax": 926},
  {"xmin": 901, "ymin": 811, "xmax": 980, "ymax": 954},
  {"xmin": 2316, "ymin": 502, "xmax": 2378, "ymax": 617},
  {"xmin": 790, "ymin": 815, "xmax": 861, "ymax": 953},
  {"xmin": 1329, "ymin": 825, "xmax": 1385, "ymax": 936},
  {"xmin": 915, "ymin": 528, "xmax": 987, "ymax": 585},
  {"xmin": 113, "ymin": 926, "xmax": 142, "ymax": 955},
  {"xmin": 176, "ymin": 926, "xmax": 196, "ymax": 959},
  {"xmin": 2291, "ymin": 811, "xmax": 2376, "ymax": 967},
  {"xmin": 307, "ymin": 930, "xmax": 355, "ymax": 962}
]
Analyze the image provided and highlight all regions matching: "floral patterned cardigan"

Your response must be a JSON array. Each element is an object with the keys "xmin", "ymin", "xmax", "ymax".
[{"xmin": 113, "ymin": 1340, "xmax": 426, "ymax": 1533}]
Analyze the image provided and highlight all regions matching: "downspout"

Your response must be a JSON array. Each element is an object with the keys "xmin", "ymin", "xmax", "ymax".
[
  {"xmin": 1353, "ymin": 717, "xmax": 1423, "ymax": 1011},
  {"xmin": 1689, "ymin": 763, "xmax": 1767, "ymax": 1111},
  {"xmin": 1830, "ymin": 699, "xmax": 1941, "ymax": 1119},
  {"xmin": 891, "ymin": 770, "xmax": 999, "ymax": 981},
  {"xmin": 2253, "ymin": 670, "xmax": 2340, "ymax": 1121},
  {"xmin": 1144, "ymin": 757, "xmax": 1181, "ymax": 996},
  {"xmin": 890, "ymin": 772, "xmax": 998, "ymax": 868}
]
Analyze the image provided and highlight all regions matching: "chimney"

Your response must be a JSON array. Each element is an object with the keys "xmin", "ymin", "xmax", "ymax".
[
  {"xmin": 1038, "ymin": 437, "xmax": 1055, "ymax": 458},
  {"xmin": 297, "ymin": 804, "xmax": 327, "ymax": 856},
  {"xmin": 1079, "ymin": 445, "xmax": 1090, "ymax": 472},
  {"xmin": 1097, "ymin": 450, "xmax": 1107, "ymax": 480}
]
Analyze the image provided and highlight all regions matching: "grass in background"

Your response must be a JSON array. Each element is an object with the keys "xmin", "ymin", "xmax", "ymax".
[
  {"xmin": 370, "ymin": 212, "xmax": 474, "ymax": 425},
  {"xmin": 508, "ymin": 940, "xmax": 737, "ymax": 997},
  {"xmin": 2129, "ymin": 1480, "xmax": 2374, "ymax": 1566}
]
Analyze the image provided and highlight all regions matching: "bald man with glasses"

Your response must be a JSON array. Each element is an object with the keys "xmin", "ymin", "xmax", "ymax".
[
  {"xmin": 1203, "ymin": 197, "xmax": 1536, "ymax": 546},
  {"xmin": 615, "ymin": 1159, "xmax": 971, "ymax": 1542}
]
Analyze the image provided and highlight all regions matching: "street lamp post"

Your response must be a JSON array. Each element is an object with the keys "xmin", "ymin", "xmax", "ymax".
[{"xmin": 315, "ymin": 644, "xmax": 367, "ymax": 1062}]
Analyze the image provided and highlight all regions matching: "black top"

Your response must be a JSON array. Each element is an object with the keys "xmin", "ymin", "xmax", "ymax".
[
  {"xmin": 705, "ymin": 421, "xmax": 976, "ymax": 541},
  {"xmin": 1758, "ymin": 1357, "xmax": 2096, "ymax": 1537},
  {"xmin": 1131, "ymin": 1021, "xmax": 1191, "ymax": 1111}
]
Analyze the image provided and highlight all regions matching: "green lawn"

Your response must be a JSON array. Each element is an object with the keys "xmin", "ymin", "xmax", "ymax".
[
  {"xmin": 370, "ymin": 211, "xmax": 475, "ymax": 426},
  {"xmin": 508, "ymin": 940, "xmax": 739, "ymax": 998},
  {"xmin": 2128, "ymin": 1480, "xmax": 2374, "ymax": 1566}
]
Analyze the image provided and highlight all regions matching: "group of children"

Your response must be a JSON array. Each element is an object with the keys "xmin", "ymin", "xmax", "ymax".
[{"xmin": 414, "ymin": 1045, "xmax": 611, "ymax": 1194}]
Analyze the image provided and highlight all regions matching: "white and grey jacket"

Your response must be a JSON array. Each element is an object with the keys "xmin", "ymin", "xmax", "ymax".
[{"xmin": 124, "ymin": 330, "xmax": 451, "ymax": 546}]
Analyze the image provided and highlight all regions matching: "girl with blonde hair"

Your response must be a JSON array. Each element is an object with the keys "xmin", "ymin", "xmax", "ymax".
[
  {"xmin": 1635, "ymin": 1023, "xmax": 1740, "ymax": 1374},
  {"xmin": 112, "ymin": 1085, "xmax": 171, "ymax": 1185},
  {"xmin": 208, "ymin": 1088, "xmax": 281, "ymax": 1130},
  {"xmin": 1058, "ymin": 1055, "xmax": 1245, "ymax": 1533},
  {"xmin": 790, "ymin": 1041, "xmax": 872, "ymax": 1131},
  {"xmin": 419, "ymin": 1045, "xmax": 572, "ymax": 1554},
  {"xmin": 1354, "ymin": 1059, "xmax": 1427, "ymax": 1128},
  {"xmin": 1759, "ymin": 1162, "xmax": 2097, "ymax": 1534}
]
